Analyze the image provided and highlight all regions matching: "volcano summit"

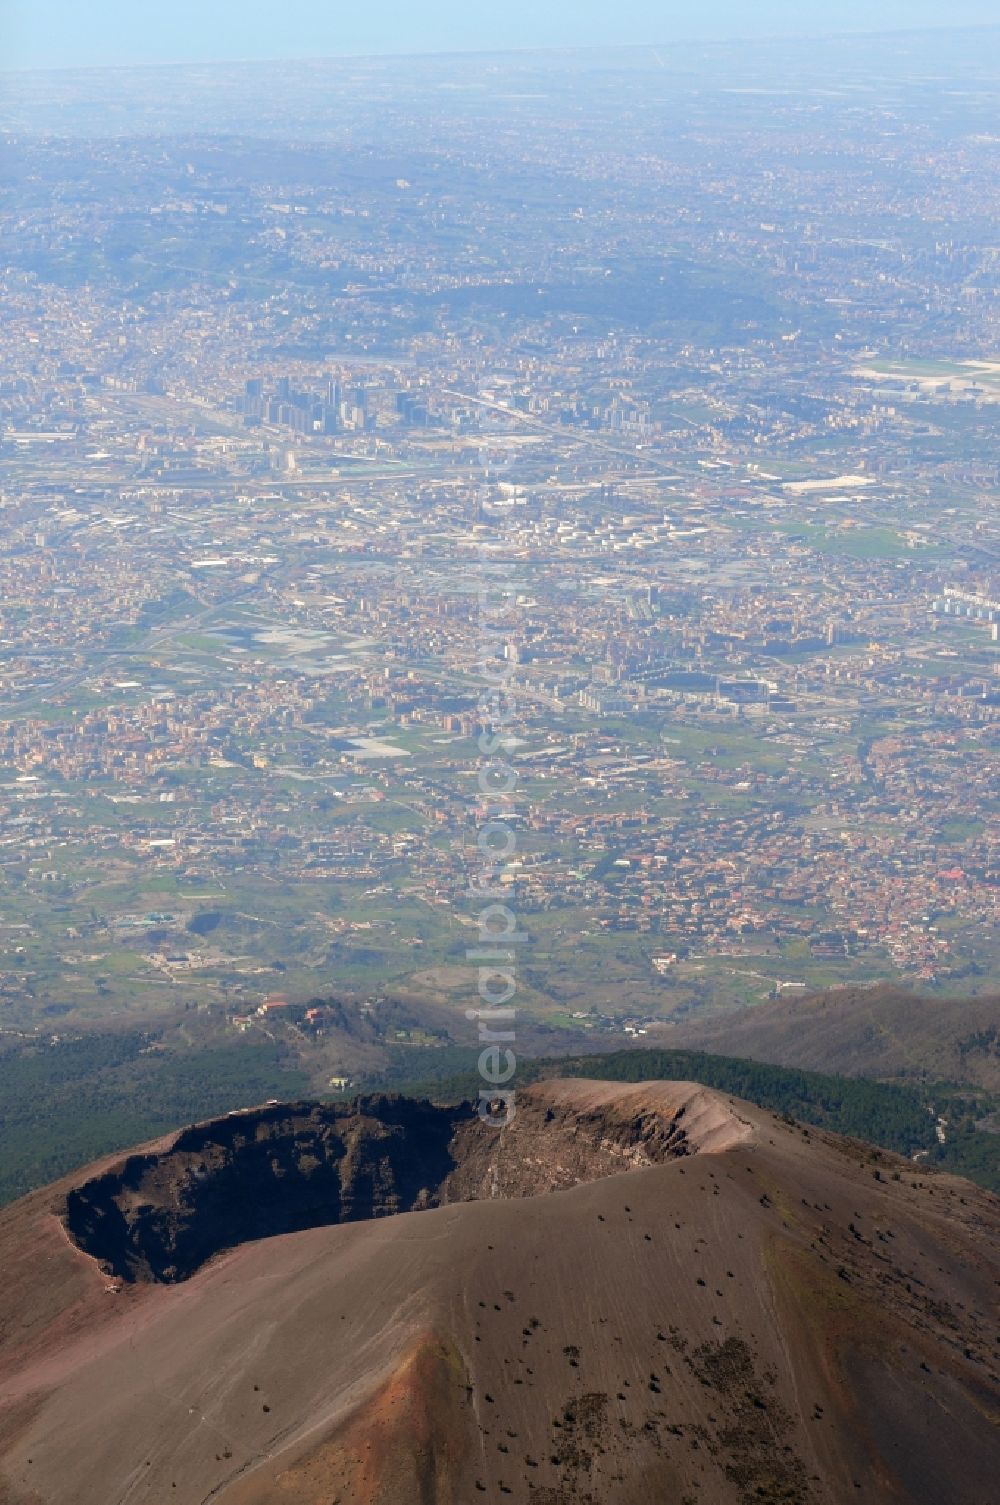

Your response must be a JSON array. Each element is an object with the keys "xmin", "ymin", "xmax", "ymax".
[{"xmin": 0, "ymin": 1080, "xmax": 996, "ymax": 1504}]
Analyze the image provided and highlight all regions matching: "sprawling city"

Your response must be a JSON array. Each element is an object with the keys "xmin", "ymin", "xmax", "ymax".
[
  {"xmin": 1, "ymin": 40, "xmax": 997, "ymax": 1043},
  {"xmin": 0, "ymin": 18, "xmax": 998, "ymax": 1505}
]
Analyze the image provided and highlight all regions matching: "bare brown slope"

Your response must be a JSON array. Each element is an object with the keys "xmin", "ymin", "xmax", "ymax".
[
  {"xmin": 0, "ymin": 1080, "xmax": 997, "ymax": 1505},
  {"xmin": 670, "ymin": 985, "xmax": 1000, "ymax": 1089}
]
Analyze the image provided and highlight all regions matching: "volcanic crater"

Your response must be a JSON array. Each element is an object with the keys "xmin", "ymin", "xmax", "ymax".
[{"xmin": 62, "ymin": 1079, "xmax": 751, "ymax": 1284}]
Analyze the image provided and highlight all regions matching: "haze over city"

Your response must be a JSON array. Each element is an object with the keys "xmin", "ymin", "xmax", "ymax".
[{"xmin": 4, "ymin": 0, "xmax": 1000, "ymax": 69}]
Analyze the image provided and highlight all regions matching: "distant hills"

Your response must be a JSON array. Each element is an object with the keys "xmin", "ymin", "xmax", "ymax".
[
  {"xmin": 668, "ymin": 985, "xmax": 1000, "ymax": 1091},
  {"xmin": 3, "ymin": 984, "xmax": 999, "ymax": 1209}
]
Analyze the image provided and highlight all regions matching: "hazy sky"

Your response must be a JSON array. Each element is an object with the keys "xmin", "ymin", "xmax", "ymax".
[{"xmin": 3, "ymin": 0, "xmax": 999, "ymax": 71}]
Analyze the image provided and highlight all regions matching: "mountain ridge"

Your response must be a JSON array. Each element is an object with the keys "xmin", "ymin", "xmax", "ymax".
[{"xmin": 668, "ymin": 985, "xmax": 1000, "ymax": 1090}]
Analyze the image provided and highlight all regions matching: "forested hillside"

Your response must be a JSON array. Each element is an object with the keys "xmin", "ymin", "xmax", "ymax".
[
  {"xmin": 2, "ymin": 1033, "xmax": 996, "ymax": 1207},
  {"xmin": 0, "ymin": 1032, "xmax": 308, "ymax": 1206}
]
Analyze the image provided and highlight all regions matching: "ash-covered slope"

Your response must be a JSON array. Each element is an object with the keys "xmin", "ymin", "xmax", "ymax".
[{"xmin": 0, "ymin": 1080, "xmax": 997, "ymax": 1505}]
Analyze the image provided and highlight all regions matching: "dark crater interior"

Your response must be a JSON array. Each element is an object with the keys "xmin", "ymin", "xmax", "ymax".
[{"xmin": 63, "ymin": 1090, "xmax": 695, "ymax": 1284}]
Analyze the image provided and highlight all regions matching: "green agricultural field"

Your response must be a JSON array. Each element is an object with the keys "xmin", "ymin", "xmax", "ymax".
[{"xmin": 774, "ymin": 521, "xmax": 932, "ymax": 560}]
